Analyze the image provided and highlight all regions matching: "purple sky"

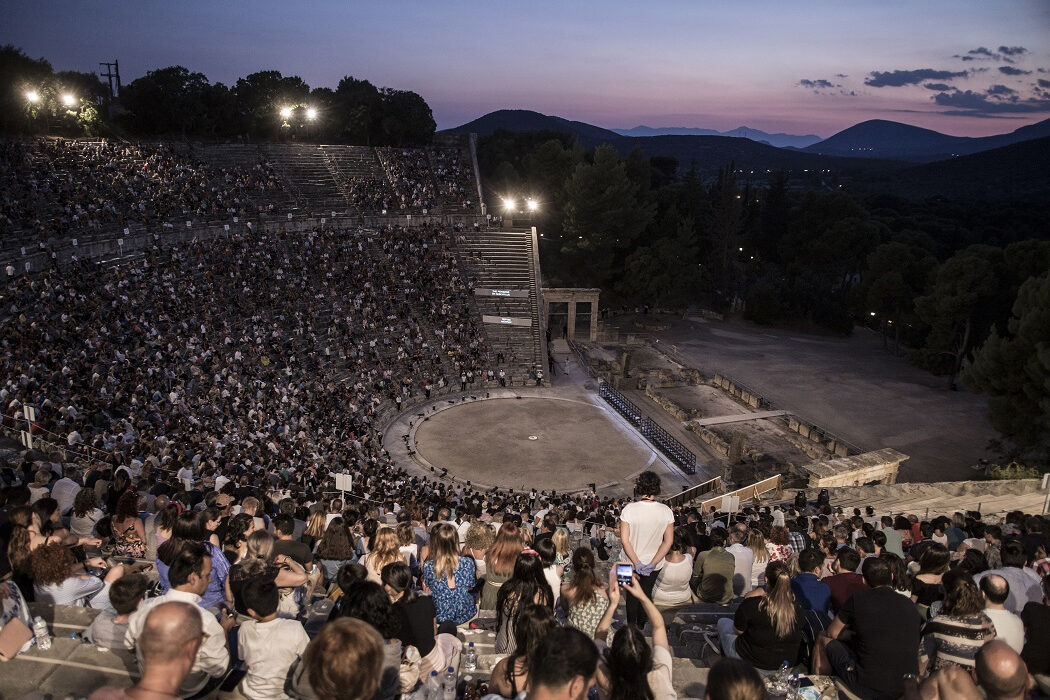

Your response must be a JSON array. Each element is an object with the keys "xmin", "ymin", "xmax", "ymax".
[{"xmin": 5, "ymin": 1, "xmax": 1050, "ymax": 138}]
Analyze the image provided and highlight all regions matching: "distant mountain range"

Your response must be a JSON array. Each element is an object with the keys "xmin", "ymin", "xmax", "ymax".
[
  {"xmin": 446, "ymin": 110, "xmax": 893, "ymax": 176},
  {"xmin": 613, "ymin": 125, "xmax": 821, "ymax": 149},
  {"xmin": 445, "ymin": 109, "xmax": 1050, "ymax": 199},
  {"xmin": 803, "ymin": 118, "xmax": 1050, "ymax": 163}
]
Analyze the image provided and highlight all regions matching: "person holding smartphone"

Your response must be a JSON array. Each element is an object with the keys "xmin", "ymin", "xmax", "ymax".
[{"xmin": 617, "ymin": 471, "xmax": 674, "ymax": 628}]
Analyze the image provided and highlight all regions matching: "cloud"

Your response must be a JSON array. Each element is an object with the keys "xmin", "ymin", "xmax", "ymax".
[
  {"xmin": 999, "ymin": 66, "xmax": 1031, "ymax": 76},
  {"xmin": 969, "ymin": 46, "xmax": 1000, "ymax": 59},
  {"xmin": 1039, "ymin": 79, "xmax": 1050, "ymax": 88},
  {"xmin": 923, "ymin": 82, "xmax": 953, "ymax": 91},
  {"xmin": 933, "ymin": 89, "xmax": 1050, "ymax": 114},
  {"xmin": 986, "ymin": 84, "xmax": 1017, "ymax": 97},
  {"xmin": 799, "ymin": 79, "xmax": 838, "ymax": 89},
  {"xmin": 834, "ymin": 73, "xmax": 848, "ymax": 78},
  {"xmin": 998, "ymin": 46, "xmax": 1028, "ymax": 56},
  {"xmin": 865, "ymin": 69, "xmax": 968, "ymax": 87}
]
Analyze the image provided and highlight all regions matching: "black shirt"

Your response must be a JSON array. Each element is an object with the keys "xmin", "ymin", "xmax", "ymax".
[
  {"xmin": 1021, "ymin": 601, "xmax": 1050, "ymax": 675},
  {"xmin": 273, "ymin": 539, "xmax": 313, "ymax": 568},
  {"xmin": 733, "ymin": 596, "xmax": 803, "ymax": 670},
  {"xmin": 394, "ymin": 596, "xmax": 437, "ymax": 657},
  {"xmin": 838, "ymin": 586, "xmax": 922, "ymax": 698}
]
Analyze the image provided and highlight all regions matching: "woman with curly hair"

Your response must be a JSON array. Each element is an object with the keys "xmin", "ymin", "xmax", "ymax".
[
  {"xmin": 481, "ymin": 522, "xmax": 523, "ymax": 610},
  {"xmin": 31, "ymin": 542, "xmax": 123, "ymax": 606},
  {"xmin": 111, "ymin": 491, "xmax": 146, "ymax": 559},
  {"xmin": 69, "ymin": 488, "xmax": 103, "ymax": 539},
  {"xmin": 463, "ymin": 520, "xmax": 495, "ymax": 577}
]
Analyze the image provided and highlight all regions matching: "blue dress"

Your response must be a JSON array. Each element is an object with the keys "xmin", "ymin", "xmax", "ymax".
[{"xmin": 423, "ymin": 557, "xmax": 477, "ymax": 625}]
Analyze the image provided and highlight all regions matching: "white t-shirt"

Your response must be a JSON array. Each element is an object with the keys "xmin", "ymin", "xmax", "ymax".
[
  {"xmin": 619, "ymin": 500, "xmax": 674, "ymax": 569},
  {"xmin": 238, "ymin": 617, "xmax": 310, "ymax": 700},
  {"xmin": 984, "ymin": 608, "xmax": 1025, "ymax": 654}
]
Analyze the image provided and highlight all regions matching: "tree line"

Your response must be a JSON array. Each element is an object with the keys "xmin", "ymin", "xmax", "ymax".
[
  {"xmin": 0, "ymin": 46, "xmax": 436, "ymax": 145},
  {"xmin": 479, "ymin": 131, "xmax": 1050, "ymax": 466}
]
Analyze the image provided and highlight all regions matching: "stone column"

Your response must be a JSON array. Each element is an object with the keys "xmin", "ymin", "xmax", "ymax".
[{"xmin": 567, "ymin": 299, "xmax": 577, "ymax": 340}]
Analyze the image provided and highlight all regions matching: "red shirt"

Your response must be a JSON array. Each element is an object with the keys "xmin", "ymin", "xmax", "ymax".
[{"xmin": 824, "ymin": 571, "xmax": 866, "ymax": 613}]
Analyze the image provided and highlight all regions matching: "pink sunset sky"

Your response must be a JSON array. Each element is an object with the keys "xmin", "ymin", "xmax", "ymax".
[{"xmin": 5, "ymin": 0, "xmax": 1050, "ymax": 138}]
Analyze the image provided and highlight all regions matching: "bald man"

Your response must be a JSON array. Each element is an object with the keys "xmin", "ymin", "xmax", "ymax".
[
  {"xmin": 90, "ymin": 601, "xmax": 204, "ymax": 700},
  {"xmin": 975, "ymin": 640, "xmax": 1030, "ymax": 700}
]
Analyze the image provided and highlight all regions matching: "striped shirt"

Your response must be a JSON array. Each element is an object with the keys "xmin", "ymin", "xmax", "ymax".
[{"xmin": 921, "ymin": 612, "xmax": 997, "ymax": 671}]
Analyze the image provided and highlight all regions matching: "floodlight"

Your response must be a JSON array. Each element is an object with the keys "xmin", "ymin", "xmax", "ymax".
[
  {"xmin": 279, "ymin": 106, "xmax": 293, "ymax": 119},
  {"xmin": 305, "ymin": 107, "xmax": 317, "ymax": 121},
  {"xmin": 502, "ymin": 198, "xmax": 516, "ymax": 212},
  {"xmin": 526, "ymin": 199, "xmax": 539, "ymax": 212},
  {"xmin": 25, "ymin": 90, "xmax": 40, "ymax": 104},
  {"xmin": 61, "ymin": 94, "xmax": 76, "ymax": 107}
]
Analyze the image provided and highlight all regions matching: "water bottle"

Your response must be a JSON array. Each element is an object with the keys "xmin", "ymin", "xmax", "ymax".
[
  {"xmin": 442, "ymin": 666, "xmax": 457, "ymax": 700},
  {"xmin": 33, "ymin": 616, "xmax": 51, "ymax": 651},
  {"xmin": 425, "ymin": 670, "xmax": 441, "ymax": 700},
  {"xmin": 463, "ymin": 641, "xmax": 477, "ymax": 672}
]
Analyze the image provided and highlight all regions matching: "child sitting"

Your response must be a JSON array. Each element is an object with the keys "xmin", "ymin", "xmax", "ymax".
[
  {"xmin": 86, "ymin": 574, "xmax": 149, "ymax": 649},
  {"xmin": 238, "ymin": 576, "xmax": 310, "ymax": 700}
]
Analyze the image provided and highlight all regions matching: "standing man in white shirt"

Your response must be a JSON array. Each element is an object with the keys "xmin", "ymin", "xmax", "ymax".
[{"xmin": 618, "ymin": 471, "xmax": 674, "ymax": 628}]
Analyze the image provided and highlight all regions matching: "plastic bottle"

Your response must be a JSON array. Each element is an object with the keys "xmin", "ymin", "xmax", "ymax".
[
  {"xmin": 442, "ymin": 666, "xmax": 457, "ymax": 700},
  {"xmin": 425, "ymin": 670, "xmax": 441, "ymax": 700},
  {"xmin": 463, "ymin": 641, "xmax": 477, "ymax": 672},
  {"xmin": 33, "ymin": 616, "xmax": 52, "ymax": 651}
]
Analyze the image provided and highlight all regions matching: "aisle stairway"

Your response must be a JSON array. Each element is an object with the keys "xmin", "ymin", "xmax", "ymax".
[
  {"xmin": 457, "ymin": 229, "xmax": 546, "ymax": 383},
  {"xmin": 260, "ymin": 144, "xmax": 347, "ymax": 212}
]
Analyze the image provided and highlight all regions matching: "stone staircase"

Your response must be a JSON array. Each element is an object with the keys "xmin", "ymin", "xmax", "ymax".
[
  {"xmin": 457, "ymin": 229, "xmax": 546, "ymax": 384},
  {"xmin": 261, "ymin": 144, "xmax": 347, "ymax": 212}
]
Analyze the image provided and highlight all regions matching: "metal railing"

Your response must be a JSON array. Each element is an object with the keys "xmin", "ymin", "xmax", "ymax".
[{"xmin": 599, "ymin": 382, "xmax": 697, "ymax": 475}]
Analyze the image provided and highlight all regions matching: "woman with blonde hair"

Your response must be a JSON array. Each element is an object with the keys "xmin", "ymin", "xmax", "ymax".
[
  {"xmin": 423, "ymin": 522, "xmax": 477, "ymax": 625},
  {"xmin": 747, "ymin": 529, "xmax": 770, "ymax": 589},
  {"xmin": 302, "ymin": 510, "xmax": 326, "ymax": 550},
  {"xmin": 482, "ymin": 522, "xmax": 523, "ymax": 610},
  {"xmin": 551, "ymin": 529, "xmax": 572, "ymax": 582},
  {"xmin": 715, "ymin": 560, "xmax": 803, "ymax": 671},
  {"xmin": 361, "ymin": 526, "xmax": 402, "ymax": 583}
]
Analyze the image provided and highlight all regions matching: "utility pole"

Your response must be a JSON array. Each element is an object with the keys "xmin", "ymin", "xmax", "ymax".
[{"xmin": 99, "ymin": 60, "xmax": 121, "ymax": 120}]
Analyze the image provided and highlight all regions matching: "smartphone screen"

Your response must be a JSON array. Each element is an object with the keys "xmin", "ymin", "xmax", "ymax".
[{"xmin": 616, "ymin": 563, "xmax": 633, "ymax": 586}]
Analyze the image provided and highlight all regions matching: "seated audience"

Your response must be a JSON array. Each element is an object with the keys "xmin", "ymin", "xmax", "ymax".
[{"xmin": 716, "ymin": 560, "xmax": 804, "ymax": 671}]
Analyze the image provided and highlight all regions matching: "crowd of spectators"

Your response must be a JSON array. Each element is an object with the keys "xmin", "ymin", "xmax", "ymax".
[
  {"xmin": 429, "ymin": 148, "xmax": 475, "ymax": 212},
  {"xmin": 378, "ymin": 148, "xmax": 437, "ymax": 212},
  {"xmin": 346, "ymin": 175, "xmax": 396, "ymax": 212},
  {"xmin": 3, "ymin": 448, "xmax": 1050, "ymax": 699},
  {"xmin": 0, "ymin": 138, "xmax": 285, "ymax": 244}
]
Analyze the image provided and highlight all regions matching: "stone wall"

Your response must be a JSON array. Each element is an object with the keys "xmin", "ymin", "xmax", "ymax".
[{"xmin": 712, "ymin": 374, "xmax": 763, "ymax": 410}]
